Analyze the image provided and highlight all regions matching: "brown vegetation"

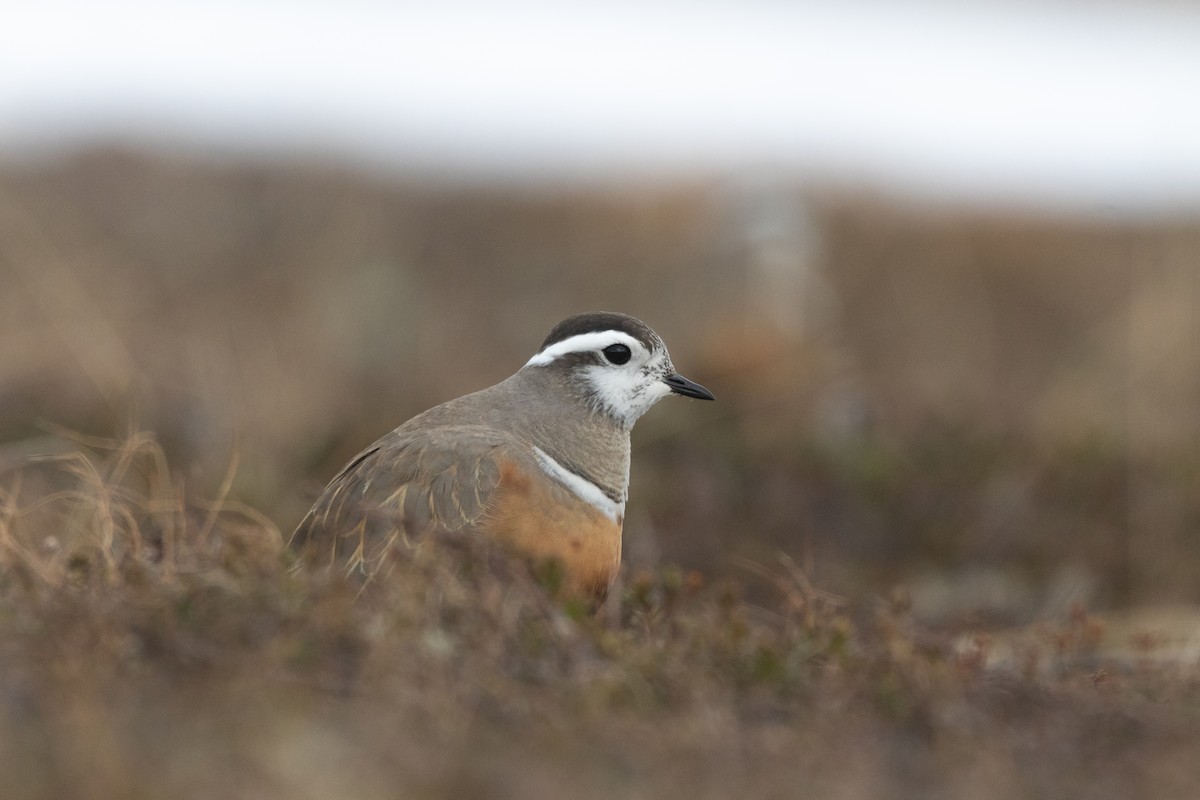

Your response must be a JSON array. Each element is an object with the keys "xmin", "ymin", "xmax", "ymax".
[
  {"xmin": 3, "ymin": 148, "xmax": 1200, "ymax": 796},
  {"xmin": 2, "ymin": 436, "xmax": 1198, "ymax": 799}
]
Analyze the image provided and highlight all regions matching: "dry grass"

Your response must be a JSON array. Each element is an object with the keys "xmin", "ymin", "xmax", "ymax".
[
  {"xmin": 2, "ymin": 435, "xmax": 1199, "ymax": 800},
  {"xmin": 5, "ymin": 148, "xmax": 1200, "ymax": 797}
]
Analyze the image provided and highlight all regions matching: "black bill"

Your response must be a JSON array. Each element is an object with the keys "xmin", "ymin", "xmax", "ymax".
[{"xmin": 663, "ymin": 372, "xmax": 716, "ymax": 401}]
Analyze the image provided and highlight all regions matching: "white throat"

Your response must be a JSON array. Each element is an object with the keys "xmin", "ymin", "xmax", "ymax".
[
  {"xmin": 582, "ymin": 362, "xmax": 672, "ymax": 428},
  {"xmin": 532, "ymin": 446, "xmax": 626, "ymax": 522}
]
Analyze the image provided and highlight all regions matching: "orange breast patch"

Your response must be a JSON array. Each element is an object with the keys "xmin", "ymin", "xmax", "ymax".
[{"xmin": 484, "ymin": 459, "xmax": 624, "ymax": 598}]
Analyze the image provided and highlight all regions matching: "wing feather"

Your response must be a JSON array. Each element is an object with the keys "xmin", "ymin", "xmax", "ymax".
[{"xmin": 291, "ymin": 425, "xmax": 512, "ymax": 571}]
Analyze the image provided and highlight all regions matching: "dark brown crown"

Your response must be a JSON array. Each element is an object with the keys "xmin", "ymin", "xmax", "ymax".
[{"xmin": 538, "ymin": 312, "xmax": 662, "ymax": 353}]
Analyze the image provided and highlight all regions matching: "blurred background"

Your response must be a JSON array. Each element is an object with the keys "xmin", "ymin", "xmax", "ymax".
[{"xmin": 3, "ymin": 0, "xmax": 1200, "ymax": 626}]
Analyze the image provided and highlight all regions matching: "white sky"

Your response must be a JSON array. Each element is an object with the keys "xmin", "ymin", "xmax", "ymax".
[{"xmin": 3, "ymin": 1, "xmax": 1200, "ymax": 213}]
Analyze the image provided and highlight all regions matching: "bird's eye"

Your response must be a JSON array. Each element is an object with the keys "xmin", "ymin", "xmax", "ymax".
[{"xmin": 602, "ymin": 343, "xmax": 632, "ymax": 365}]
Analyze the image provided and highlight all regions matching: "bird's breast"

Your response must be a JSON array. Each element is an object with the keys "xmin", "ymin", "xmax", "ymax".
[{"xmin": 482, "ymin": 458, "xmax": 623, "ymax": 599}]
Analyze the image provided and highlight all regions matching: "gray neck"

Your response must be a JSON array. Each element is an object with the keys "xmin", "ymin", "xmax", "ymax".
[{"xmin": 492, "ymin": 367, "xmax": 631, "ymax": 502}]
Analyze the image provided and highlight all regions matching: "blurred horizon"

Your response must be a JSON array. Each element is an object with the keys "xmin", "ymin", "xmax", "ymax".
[{"xmin": 4, "ymin": 1, "xmax": 1200, "ymax": 215}]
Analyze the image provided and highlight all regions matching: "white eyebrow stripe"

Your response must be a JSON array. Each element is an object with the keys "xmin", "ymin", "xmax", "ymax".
[
  {"xmin": 532, "ymin": 446, "xmax": 626, "ymax": 522},
  {"xmin": 524, "ymin": 330, "xmax": 643, "ymax": 367}
]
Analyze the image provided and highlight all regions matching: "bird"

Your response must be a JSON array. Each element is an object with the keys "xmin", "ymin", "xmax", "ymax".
[{"xmin": 290, "ymin": 311, "xmax": 715, "ymax": 599}]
